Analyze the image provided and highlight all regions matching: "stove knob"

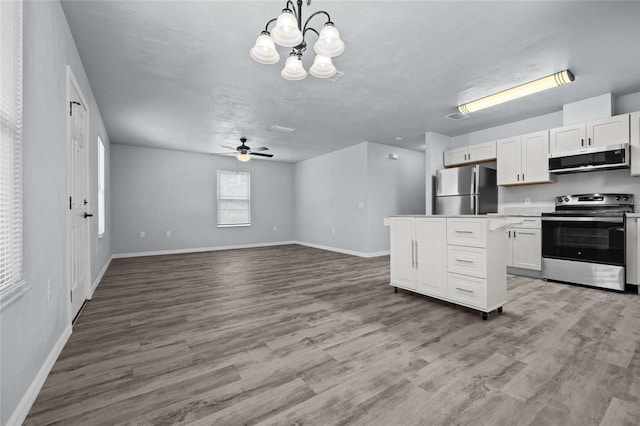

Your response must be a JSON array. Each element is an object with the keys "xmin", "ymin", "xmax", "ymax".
[
  {"xmin": 564, "ymin": 197, "xmax": 569, "ymax": 202},
  {"xmin": 616, "ymin": 196, "xmax": 621, "ymax": 201},
  {"xmin": 623, "ymin": 196, "xmax": 629, "ymax": 201},
  {"xmin": 557, "ymin": 197, "xmax": 564, "ymax": 203}
]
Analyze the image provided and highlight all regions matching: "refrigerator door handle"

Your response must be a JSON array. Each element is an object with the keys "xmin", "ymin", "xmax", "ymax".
[{"xmin": 471, "ymin": 167, "xmax": 477, "ymax": 196}]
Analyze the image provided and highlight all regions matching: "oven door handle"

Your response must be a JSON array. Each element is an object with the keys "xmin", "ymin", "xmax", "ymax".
[{"xmin": 541, "ymin": 216, "xmax": 624, "ymax": 223}]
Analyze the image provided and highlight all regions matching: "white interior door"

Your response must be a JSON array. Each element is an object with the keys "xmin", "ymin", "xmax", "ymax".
[{"xmin": 67, "ymin": 71, "xmax": 90, "ymax": 321}]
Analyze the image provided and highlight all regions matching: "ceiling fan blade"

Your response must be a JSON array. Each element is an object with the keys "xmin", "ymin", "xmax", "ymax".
[
  {"xmin": 221, "ymin": 145, "xmax": 237, "ymax": 150},
  {"xmin": 250, "ymin": 152, "xmax": 274, "ymax": 158},
  {"xmin": 251, "ymin": 146, "xmax": 269, "ymax": 151},
  {"xmin": 211, "ymin": 152, "xmax": 237, "ymax": 156}
]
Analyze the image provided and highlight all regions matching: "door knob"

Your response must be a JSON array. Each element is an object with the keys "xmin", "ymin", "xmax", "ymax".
[{"xmin": 84, "ymin": 212, "xmax": 93, "ymax": 218}]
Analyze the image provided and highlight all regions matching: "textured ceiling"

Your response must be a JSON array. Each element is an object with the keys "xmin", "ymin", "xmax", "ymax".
[{"xmin": 61, "ymin": 1, "xmax": 640, "ymax": 162}]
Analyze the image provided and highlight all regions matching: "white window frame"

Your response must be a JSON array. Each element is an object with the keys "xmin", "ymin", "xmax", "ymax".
[
  {"xmin": 217, "ymin": 170, "xmax": 251, "ymax": 227},
  {"xmin": 97, "ymin": 136, "xmax": 105, "ymax": 237},
  {"xmin": 0, "ymin": 0, "xmax": 26, "ymax": 306}
]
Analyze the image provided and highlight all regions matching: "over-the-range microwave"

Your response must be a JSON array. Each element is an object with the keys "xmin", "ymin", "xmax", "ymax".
[{"xmin": 548, "ymin": 143, "xmax": 629, "ymax": 174}]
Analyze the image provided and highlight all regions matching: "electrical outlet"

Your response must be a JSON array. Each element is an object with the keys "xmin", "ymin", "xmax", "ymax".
[
  {"xmin": 166, "ymin": 230, "xmax": 171, "ymax": 237},
  {"xmin": 331, "ymin": 228, "xmax": 336, "ymax": 235},
  {"xmin": 139, "ymin": 231, "xmax": 145, "ymax": 238},
  {"xmin": 524, "ymin": 197, "xmax": 532, "ymax": 205},
  {"xmin": 357, "ymin": 201, "xmax": 364, "ymax": 209},
  {"xmin": 47, "ymin": 278, "xmax": 52, "ymax": 301},
  {"xmin": 273, "ymin": 226, "xmax": 277, "ymax": 231}
]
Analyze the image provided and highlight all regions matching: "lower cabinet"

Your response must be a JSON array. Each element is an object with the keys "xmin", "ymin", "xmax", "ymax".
[
  {"xmin": 627, "ymin": 216, "xmax": 639, "ymax": 285},
  {"xmin": 390, "ymin": 216, "xmax": 507, "ymax": 319},
  {"xmin": 505, "ymin": 217, "xmax": 542, "ymax": 271}
]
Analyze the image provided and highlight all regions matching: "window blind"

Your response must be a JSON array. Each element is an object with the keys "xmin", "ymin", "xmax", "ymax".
[
  {"xmin": 98, "ymin": 137, "xmax": 105, "ymax": 236},
  {"xmin": 0, "ymin": 0, "xmax": 24, "ymax": 293},
  {"xmin": 217, "ymin": 170, "xmax": 251, "ymax": 226}
]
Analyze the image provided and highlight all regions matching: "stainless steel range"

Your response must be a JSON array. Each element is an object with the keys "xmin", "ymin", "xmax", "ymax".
[{"xmin": 541, "ymin": 193, "xmax": 634, "ymax": 291}]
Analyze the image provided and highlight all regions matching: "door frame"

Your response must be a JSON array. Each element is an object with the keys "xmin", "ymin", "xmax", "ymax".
[{"xmin": 65, "ymin": 66, "xmax": 91, "ymax": 325}]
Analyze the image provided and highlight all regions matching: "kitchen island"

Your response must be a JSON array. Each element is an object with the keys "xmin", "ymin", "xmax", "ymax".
[{"xmin": 390, "ymin": 215, "xmax": 511, "ymax": 320}]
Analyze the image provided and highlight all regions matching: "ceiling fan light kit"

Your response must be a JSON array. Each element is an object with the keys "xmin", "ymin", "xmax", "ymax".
[
  {"xmin": 250, "ymin": 0, "xmax": 344, "ymax": 80},
  {"xmin": 219, "ymin": 138, "xmax": 274, "ymax": 162},
  {"xmin": 457, "ymin": 69, "xmax": 575, "ymax": 115},
  {"xmin": 236, "ymin": 153, "xmax": 251, "ymax": 162}
]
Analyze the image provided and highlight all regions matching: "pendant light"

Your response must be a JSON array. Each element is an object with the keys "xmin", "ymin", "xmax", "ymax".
[{"xmin": 250, "ymin": 0, "xmax": 344, "ymax": 81}]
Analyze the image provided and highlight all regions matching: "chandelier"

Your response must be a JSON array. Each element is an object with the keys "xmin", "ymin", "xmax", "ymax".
[{"xmin": 250, "ymin": 0, "xmax": 345, "ymax": 80}]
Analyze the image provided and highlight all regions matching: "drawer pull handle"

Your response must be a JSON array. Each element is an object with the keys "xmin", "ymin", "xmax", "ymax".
[
  {"xmin": 456, "ymin": 287, "xmax": 474, "ymax": 293},
  {"xmin": 456, "ymin": 259, "xmax": 474, "ymax": 264},
  {"xmin": 455, "ymin": 230, "xmax": 474, "ymax": 234}
]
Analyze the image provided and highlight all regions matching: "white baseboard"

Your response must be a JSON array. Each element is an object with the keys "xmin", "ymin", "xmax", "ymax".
[
  {"xmin": 90, "ymin": 256, "xmax": 112, "ymax": 298},
  {"xmin": 294, "ymin": 241, "xmax": 389, "ymax": 258},
  {"xmin": 112, "ymin": 241, "xmax": 298, "ymax": 259},
  {"xmin": 7, "ymin": 324, "xmax": 71, "ymax": 426}
]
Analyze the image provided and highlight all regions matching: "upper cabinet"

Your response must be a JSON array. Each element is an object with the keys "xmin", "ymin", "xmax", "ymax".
[
  {"xmin": 630, "ymin": 111, "xmax": 640, "ymax": 176},
  {"xmin": 497, "ymin": 130, "xmax": 552, "ymax": 186},
  {"xmin": 549, "ymin": 113, "xmax": 630, "ymax": 153},
  {"xmin": 444, "ymin": 141, "xmax": 496, "ymax": 167}
]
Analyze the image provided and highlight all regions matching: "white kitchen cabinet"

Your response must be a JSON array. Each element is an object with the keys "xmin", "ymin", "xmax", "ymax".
[
  {"xmin": 506, "ymin": 217, "xmax": 541, "ymax": 271},
  {"xmin": 390, "ymin": 217, "xmax": 447, "ymax": 297},
  {"xmin": 391, "ymin": 216, "xmax": 507, "ymax": 320},
  {"xmin": 626, "ymin": 216, "xmax": 639, "ymax": 286},
  {"xmin": 549, "ymin": 114, "xmax": 630, "ymax": 153},
  {"xmin": 443, "ymin": 141, "xmax": 496, "ymax": 167},
  {"xmin": 587, "ymin": 114, "xmax": 630, "ymax": 148},
  {"xmin": 497, "ymin": 131, "xmax": 551, "ymax": 186},
  {"xmin": 630, "ymin": 111, "xmax": 640, "ymax": 176}
]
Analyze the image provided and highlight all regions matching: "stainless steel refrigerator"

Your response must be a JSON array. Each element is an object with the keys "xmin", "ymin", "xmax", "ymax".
[{"xmin": 435, "ymin": 165, "xmax": 498, "ymax": 215}]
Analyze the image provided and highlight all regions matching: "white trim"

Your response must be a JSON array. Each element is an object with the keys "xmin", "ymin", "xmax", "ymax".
[
  {"xmin": 294, "ymin": 241, "xmax": 390, "ymax": 258},
  {"xmin": 7, "ymin": 324, "xmax": 72, "ymax": 426},
  {"xmin": 112, "ymin": 241, "xmax": 297, "ymax": 259},
  {"xmin": 90, "ymin": 256, "xmax": 112, "ymax": 298}
]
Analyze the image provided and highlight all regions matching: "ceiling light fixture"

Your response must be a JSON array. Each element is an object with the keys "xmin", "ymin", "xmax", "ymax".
[
  {"xmin": 457, "ymin": 70, "xmax": 575, "ymax": 115},
  {"xmin": 250, "ymin": 0, "xmax": 344, "ymax": 80},
  {"xmin": 237, "ymin": 153, "xmax": 251, "ymax": 162}
]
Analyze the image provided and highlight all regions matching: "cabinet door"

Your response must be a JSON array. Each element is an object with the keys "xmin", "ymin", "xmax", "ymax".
[
  {"xmin": 549, "ymin": 124, "xmax": 586, "ymax": 153},
  {"xmin": 521, "ymin": 130, "xmax": 550, "ymax": 184},
  {"xmin": 512, "ymin": 229, "xmax": 542, "ymax": 271},
  {"xmin": 415, "ymin": 218, "xmax": 447, "ymax": 297},
  {"xmin": 587, "ymin": 114, "xmax": 630, "ymax": 148},
  {"xmin": 496, "ymin": 136, "xmax": 521, "ymax": 185},
  {"xmin": 443, "ymin": 147, "xmax": 469, "ymax": 167},
  {"xmin": 506, "ymin": 230, "xmax": 513, "ymax": 267},
  {"xmin": 468, "ymin": 141, "xmax": 497, "ymax": 163},
  {"xmin": 390, "ymin": 217, "xmax": 416, "ymax": 289},
  {"xmin": 631, "ymin": 112, "xmax": 640, "ymax": 177}
]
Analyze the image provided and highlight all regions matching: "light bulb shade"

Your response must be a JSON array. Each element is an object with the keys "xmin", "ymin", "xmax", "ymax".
[
  {"xmin": 281, "ymin": 55, "xmax": 307, "ymax": 80},
  {"xmin": 314, "ymin": 24, "xmax": 344, "ymax": 57},
  {"xmin": 237, "ymin": 153, "xmax": 251, "ymax": 162},
  {"xmin": 271, "ymin": 10, "xmax": 303, "ymax": 47},
  {"xmin": 250, "ymin": 33, "xmax": 280, "ymax": 64},
  {"xmin": 309, "ymin": 55, "xmax": 336, "ymax": 79},
  {"xmin": 458, "ymin": 70, "xmax": 575, "ymax": 114}
]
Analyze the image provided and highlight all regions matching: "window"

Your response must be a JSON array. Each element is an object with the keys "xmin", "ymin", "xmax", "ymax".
[
  {"xmin": 98, "ymin": 136, "xmax": 105, "ymax": 237},
  {"xmin": 0, "ymin": 0, "xmax": 24, "ymax": 293},
  {"xmin": 217, "ymin": 170, "xmax": 251, "ymax": 227}
]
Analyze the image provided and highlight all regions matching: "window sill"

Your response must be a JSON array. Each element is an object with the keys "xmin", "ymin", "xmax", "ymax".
[
  {"xmin": 0, "ymin": 280, "xmax": 31, "ymax": 313},
  {"xmin": 217, "ymin": 224, "xmax": 251, "ymax": 228}
]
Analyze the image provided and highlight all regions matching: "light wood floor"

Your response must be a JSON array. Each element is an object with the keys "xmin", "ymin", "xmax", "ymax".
[{"xmin": 26, "ymin": 244, "xmax": 640, "ymax": 425}]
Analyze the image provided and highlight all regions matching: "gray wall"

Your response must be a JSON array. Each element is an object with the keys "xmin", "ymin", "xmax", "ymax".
[
  {"xmin": 0, "ymin": 1, "xmax": 112, "ymax": 424},
  {"xmin": 367, "ymin": 142, "xmax": 426, "ymax": 252},
  {"xmin": 111, "ymin": 144, "xmax": 295, "ymax": 254},
  {"xmin": 294, "ymin": 142, "xmax": 425, "ymax": 254}
]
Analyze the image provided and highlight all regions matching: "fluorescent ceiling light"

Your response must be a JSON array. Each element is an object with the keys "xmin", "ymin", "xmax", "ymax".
[{"xmin": 458, "ymin": 70, "xmax": 575, "ymax": 115}]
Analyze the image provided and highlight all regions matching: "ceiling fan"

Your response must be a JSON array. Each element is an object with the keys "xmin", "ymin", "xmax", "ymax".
[{"xmin": 218, "ymin": 137, "xmax": 273, "ymax": 162}]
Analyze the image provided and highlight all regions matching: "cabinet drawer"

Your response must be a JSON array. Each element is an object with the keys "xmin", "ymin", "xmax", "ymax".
[
  {"xmin": 447, "ymin": 219, "xmax": 487, "ymax": 248},
  {"xmin": 507, "ymin": 216, "xmax": 541, "ymax": 229},
  {"xmin": 447, "ymin": 246, "xmax": 487, "ymax": 278},
  {"xmin": 447, "ymin": 273, "xmax": 486, "ymax": 308}
]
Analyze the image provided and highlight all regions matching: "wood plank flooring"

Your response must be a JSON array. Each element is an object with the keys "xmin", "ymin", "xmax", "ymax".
[{"xmin": 25, "ymin": 244, "xmax": 640, "ymax": 425}]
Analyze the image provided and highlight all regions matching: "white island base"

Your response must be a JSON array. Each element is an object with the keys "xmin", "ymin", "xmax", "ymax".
[{"xmin": 390, "ymin": 216, "xmax": 509, "ymax": 320}]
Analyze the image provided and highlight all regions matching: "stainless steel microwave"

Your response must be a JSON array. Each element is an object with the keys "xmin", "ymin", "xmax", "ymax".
[{"xmin": 548, "ymin": 143, "xmax": 629, "ymax": 174}]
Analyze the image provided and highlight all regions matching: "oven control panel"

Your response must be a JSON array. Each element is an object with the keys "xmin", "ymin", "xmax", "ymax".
[{"xmin": 555, "ymin": 193, "xmax": 634, "ymax": 207}]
